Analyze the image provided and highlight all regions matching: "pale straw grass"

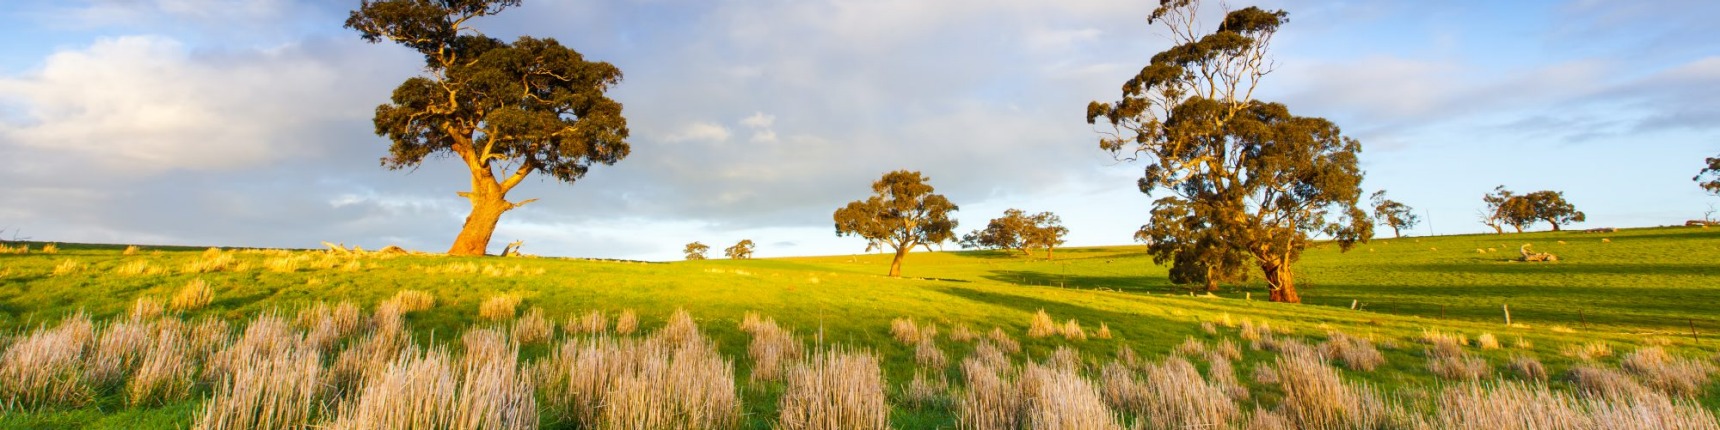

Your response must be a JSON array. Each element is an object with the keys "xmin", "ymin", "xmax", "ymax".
[
  {"xmin": 384, "ymin": 290, "xmax": 435, "ymax": 313},
  {"xmin": 1319, "ymin": 331, "xmax": 1385, "ymax": 371},
  {"xmin": 948, "ymin": 324, "xmax": 978, "ymax": 342},
  {"xmin": 479, "ymin": 294, "xmax": 522, "ymax": 321},
  {"xmin": 0, "ymin": 312, "xmax": 95, "ymax": 410},
  {"xmin": 987, "ymin": 327, "xmax": 1020, "ymax": 354},
  {"xmin": 890, "ymin": 317, "xmax": 922, "ymax": 344},
  {"xmin": 192, "ymin": 332, "xmax": 321, "ymax": 430},
  {"xmin": 615, "ymin": 309, "xmax": 638, "ymax": 335},
  {"xmin": 1027, "ymin": 309, "xmax": 1057, "ymax": 338},
  {"xmin": 1059, "ymin": 319, "xmax": 1087, "ymax": 341},
  {"xmin": 127, "ymin": 321, "xmax": 194, "ymax": 406},
  {"xmin": 512, "ymin": 307, "xmax": 553, "ymax": 345},
  {"xmin": 131, "ymin": 297, "xmax": 165, "ymax": 320},
  {"xmin": 743, "ymin": 315, "xmax": 803, "ymax": 382},
  {"xmin": 1621, "ymin": 346, "xmax": 1715, "ymax": 397},
  {"xmin": 777, "ymin": 348, "xmax": 890, "ymax": 430}
]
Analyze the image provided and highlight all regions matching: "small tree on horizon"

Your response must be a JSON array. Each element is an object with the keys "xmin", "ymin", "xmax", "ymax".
[
  {"xmin": 683, "ymin": 242, "xmax": 709, "ymax": 260},
  {"xmin": 960, "ymin": 209, "xmax": 1069, "ymax": 259},
  {"xmin": 1370, "ymin": 190, "xmax": 1420, "ymax": 238},
  {"xmin": 724, "ymin": 239, "xmax": 755, "ymax": 260},
  {"xmin": 347, "ymin": 0, "xmax": 631, "ymax": 256},
  {"xmin": 1086, "ymin": 1, "xmax": 1372, "ymax": 303},
  {"xmin": 1524, "ymin": 190, "xmax": 1584, "ymax": 231},
  {"xmin": 1484, "ymin": 186, "xmax": 1536, "ymax": 233},
  {"xmin": 833, "ymin": 170, "xmax": 959, "ymax": 277}
]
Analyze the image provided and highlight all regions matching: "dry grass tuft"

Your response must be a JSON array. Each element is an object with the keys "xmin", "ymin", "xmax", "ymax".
[
  {"xmin": 948, "ymin": 324, "xmax": 978, "ymax": 342},
  {"xmin": 384, "ymin": 290, "xmax": 435, "ymax": 313},
  {"xmin": 1434, "ymin": 381, "xmax": 1720, "ymax": 430},
  {"xmin": 1201, "ymin": 321, "xmax": 1218, "ymax": 335},
  {"xmin": 1174, "ymin": 336, "xmax": 1208, "ymax": 358},
  {"xmin": 890, "ymin": 317, "xmax": 922, "ymax": 344},
  {"xmin": 916, "ymin": 336, "xmax": 948, "ymax": 370},
  {"xmin": 1561, "ymin": 341, "xmax": 1613, "ymax": 361},
  {"xmin": 1476, "ymin": 333, "xmax": 1501, "ymax": 350},
  {"xmin": 52, "ymin": 259, "xmax": 80, "ymax": 276},
  {"xmin": 1319, "ymin": 332, "xmax": 1385, "ymax": 372},
  {"xmin": 1046, "ymin": 346, "xmax": 1082, "ymax": 373},
  {"xmin": 114, "ymin": 260, "xmax": 159, "ymax": 276},
  {"xmin": 1095, "ymin": 322, "xmax": 1112, "ymax": 339},
  {"xmin": 1018, "ymin": 362, "xmax": 1125, "ymax": 430},
  {"xmin": 987, "ymin": 327, "xmax": 1020, "ymax": 354},
  {"xmin": 127, "ymin": 322, "xmax": 194, "ymax": 406},
  {"xmin": 1427, "ymin": 346, "xmax": 1491, "ymax": 381},
  {"xmin": 1508, "ymin": 355, "xmax": 1547, "ymax": 382},
  {"xmin": 615, "ymin": 309, "xmax": 638, "ymax": 335},
  {"xmin": 192, "ymin": 327, "xmax": 321, "ymax": 430},
  {"xmin": 183, "ymin": 250, "xmax": 236, "ymax": 274},
  {"xmin": 40, "ymin": 243, "xmax": 58, "ymax": 254},
  {"xmin": 0, "ymin": 313, "xmax": 95, "ymax": 410},
  {"xmin": 536, "ymin": 331, "xmax": 740, "ymax": 429},
  {"xmin": 123, "ymin": 245, "xmax": 141, "ymax": 255},
  {"xmin": 327, "ymin": 334, "xmax": 537, "ymax": 430},
  {"xmin": 900, "ymin": 370, "xmax": 951, "ymax": 409},
  {"xmin": 1060, "ymin": 319, "xmax": 1087, "ymax": 341},
  {"xmin": 86, "ymin": 319, "xmax": 153, "ymax": 389},
  {"xmin": 744, "ymin": 315, "xmax": 804, "ymax": 382},
  {"xmin": 1566, "ymin": 365, "xmax": 1649, "ymax": 400},
  {"xmin": 659, "ymin": 308, "xmax": 703, "ymax": 346},
  {"xmin": 479, "ymin": 294, "xmax": 523, "ymax": 321},
  {"xmin": 1213, "ymin": 339, "xmax": 1243, "ymax": 362},
  {"xmin": 1269, "ymin": 345, "xmax": 1405, "ymax": 429},
  {"xmin": 564, "ymin": 310, "xmax": 608, "ymax": 335},
  {"xmin": 778, "ymin": 348, "xmax": 890, "ymax": 430},
  {"xmin": 1027, "ymin": 309, "xmax": 1057, "ymax": 338},
  {"xmin": 171, "ymin": 279, "xmax": 216, "ymax": 311},
  {"xmin": 512, "ymin": 307, "xmax": 553, "ymax": 345},
  {"xmin": 130, "ymin": 297, "xmax": 164, "ymax": 321},
  {"xmin": 1620, "ymin": 347, "xmax": 1715, "ymax": 397}
]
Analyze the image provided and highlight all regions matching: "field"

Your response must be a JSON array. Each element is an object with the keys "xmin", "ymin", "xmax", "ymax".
[{"xmin": 0, "ymin": 226, "xmax": 1716, "ymax": 429}]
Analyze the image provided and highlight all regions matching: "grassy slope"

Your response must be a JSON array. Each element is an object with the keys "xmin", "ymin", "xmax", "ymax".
[{"xmin": 0, "ymin": 226, "xmax": 1716, "ymax": 427}]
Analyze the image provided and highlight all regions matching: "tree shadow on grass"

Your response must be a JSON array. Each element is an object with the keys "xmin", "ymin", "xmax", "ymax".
[
  {"xmin": 940, "ymin": 286, "xmax": 1149, "ymax": 326},
  {"xmin": 1394, "ymin": 262, "xmax": 1720, "ymax": 277},
  {"xmin": 980, "ymin": 270, "xmax": 1175, "ymax": 294}
]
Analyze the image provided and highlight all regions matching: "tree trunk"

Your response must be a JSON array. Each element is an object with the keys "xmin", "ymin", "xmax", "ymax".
[
  {"xmin": 1046, "ymin": 246, "xmax": 1055, "ymax": 261},
  {"xmin": 1512, "ymin": 224, "xmax": 1523, "ymax": 233},
  {"xmin": 1392, "ymin": 226, "xmax": 1401, "ymax": 238},
  {"xmin": 1546, "ymin": 219, "xmax": 1561, "ymax": 232},
  {"xmin": 449, "ymin": 192, "xmax": 509, "ymax": 256},
  {"xmin": 1262, "ymin": 260, "xmax": 1299, "ymax": 303},
  {"xmin": 888, "ymin": 247, "xmax": 908, "ymax": 277}
]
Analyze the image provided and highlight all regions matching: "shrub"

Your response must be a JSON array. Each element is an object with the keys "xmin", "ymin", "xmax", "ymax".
[
  {"xmin": 171, "ymin": 279, "xmax": 215, "ymax": 311},
  {"xmin": 778, "ymin": 349, "xmax": 890, "ymax": 430},
  {"xmin": 1027, "ymin": 310, "xmax": 1056, "ymax": 338},
  {"xmin": 478, "ymin": 294, "xmax": 522, "ymax": 321}
]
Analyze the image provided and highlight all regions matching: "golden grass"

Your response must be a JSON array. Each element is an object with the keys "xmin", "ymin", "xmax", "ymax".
[
  {"xmin": 171, "ymin": 279, "xmax": 215, "ymax": 311},
  {"xmin": 127, "ymin": 322, "xmax": 193, "ymax": 406},
  {"xmin": 948, "ymin": 324, "xmax": 977, "ymax": 342},
  {"xmin": 986, "ymin": 327, "xmax": 1020, "ymax": 354},
  {"xmin": 778, "ymin": 348, "xmax": 890, "ymax": 430},
  {"xmin": 479, "ymin": 294, "xmax": 522, "ymax": 321},
  {"xmin": 1059, "ymin": 319, "xmax": 1087, "ymax": 341},
  {"xmin": 1105, "ymin": 355, "xmax": 1238, "ymax": 429},
  {"xmin": 743, "ymin": 314, "xmax": 803, "ymax": 382},
  {"xmin": 1560, "ymin": 341, "xmax": 1613, "ymax": 361},
  {"xmin": 1476, "ymin": 332, "xmax": 1501, "ymax": 350},
  {"xmin": 1434, "ymin": 381, "xmax": 1720, "ymax": 430},
  {"xmin": 615, "ymin": 309, "xmax": 638, "ymax": 335},
  {"xmin": 1027, "ymin": 309, "xmax": 1056, "ymax": 338},
  {"xmin": 192, "ymin": 329, "xmax": 321, "ymax": 430},
  {"xmin": 1567, "ymin": 364, "xmax": 1650, "ymax": 400},
  {"xmin": 1508, "ymin": 354, "xmax": 1547, "ymax": 382},
  {"xmin": 1319, "ymin": 331, "xmax": 1385, "ymax": 372},
  {"xmin": 51, "ymin": 259, "xmax": 79, "ymax": 276},
  {"xmin": 183, "ymin": 250, "xmax": 236, "ymax": 274},
  {"xmin": 86, "ymin": 319, "xmax": 152, "ymax": 389},
  {"xmin": 1269, "ymin": 344, "xmax": 1407, "ymax": 429},
  {"xmin": 900, "ymin": 370, "xmax": 950, "ymax": 409},
  {"xmin": 1019, "ymin": 362, "xmax": 1124, "ymax": 430},
  {"xmin": 890, "ymin": 317, "xmax": 922, "ymax": 344},
  {"xmin": 535, "ymin": 313, "xmax": 739, "ymax": 429},
  {"xmin": 39, "ymin": 243, "xmax": 57, "ymax": 254},
  {"xmin": 567, "ymin": 309, "xmax": 608, "ymax": 335},
  {"xmin": 326, "ymin": 328, "xmax": 536, "ymax": 430},
  {"xmin": 915, "ymin": 336, "xmax": 947, "ymax": 370},
  {"xmin": 1427, "ymin": 343, "xmax": 1492, "ymax": 381},
  {"xmin": 659, "ymin": 308, "xmax": 701, "ymax": 345},
  {"xmin": 130, "ymin": 297, "xmax": 164, "ymax": 321},
  {"xmin": 0, "ymin": 312, "xmax": 95, "ymax": 410},
  {"xmin": 512, "ymin": 307, "xmax": 553, "ymax": 345},
  {"xmin": 1095, "ymin": 322, "xmax": 1112, "ymax": 339},
  {"xmin": 123, "ymin": 245, "xmax": 141, "ymax": 255},
  {"xmin": 384, "ymin": 290, "xmax": 435, "ymax": 313},
  {"xmin": 114, "ymin": 260, "xmax": 159, "ymax": 276},
  {"xmin": 1620, "ymin": 347, "xmax": 1715, "ymax": 397}
]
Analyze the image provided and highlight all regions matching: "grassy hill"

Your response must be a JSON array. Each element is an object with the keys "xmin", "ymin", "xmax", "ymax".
[{"xmin": 0, "ymin": 226, "xmax": 1715, "ymax": 428}]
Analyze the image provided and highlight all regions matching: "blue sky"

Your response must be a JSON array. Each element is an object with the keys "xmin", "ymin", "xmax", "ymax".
[{"xmin": 2, "ymin": 0, "xmax": 1716, "ymax": 260}]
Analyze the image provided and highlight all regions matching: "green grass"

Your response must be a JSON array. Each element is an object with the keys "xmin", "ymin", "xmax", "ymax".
[{"xmin": 0, "ymin": 226, "xmax": 1716, "ymax": 428}]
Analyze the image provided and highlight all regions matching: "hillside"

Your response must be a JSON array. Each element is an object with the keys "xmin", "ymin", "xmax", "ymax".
[{"xmin": 0, "ymin": 226, "xmax": 1716, "ymax": 428}]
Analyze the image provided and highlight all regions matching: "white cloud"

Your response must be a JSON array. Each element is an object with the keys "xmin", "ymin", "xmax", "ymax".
[
  {"xmin": 0, "ymin": 35, "xmax": 391, "ymax": 174},
  {"xmin": 662, "ymin": 121, "xmax": 732, "ymax": 143},
  {"xmin": 740, "ymin": 112, "xmax": 775, "ymax": 128}
]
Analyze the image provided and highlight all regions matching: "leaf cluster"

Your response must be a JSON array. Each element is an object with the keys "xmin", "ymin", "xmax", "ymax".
[{"xmin": 1697, "ymin": 155, "xmax": 1720, "ymax": 196}]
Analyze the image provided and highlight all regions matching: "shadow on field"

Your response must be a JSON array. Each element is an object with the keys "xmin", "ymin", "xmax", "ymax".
[
  {"xmin": 1395, "ymin": 263, "xmax": 1718, "ymax": 276},
  {"xmin": 982, "ymin": 270, "xmax": 1169, "ymax": 293},
  {"xmin": 942, "ymin": 286, "xmax": 1145, "ymax": 324}
]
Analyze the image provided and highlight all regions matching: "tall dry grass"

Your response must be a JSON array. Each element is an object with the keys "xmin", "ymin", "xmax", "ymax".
[
  {"xmin": 915, "ymin": 335, "xmax": 948, "ymax": 370},
  {"xmin": 987, "ymin": 327, "xmax": 1021, "ymax": 354},
  {"xmin": 328, "ymin": 328, "xmax": 535, "ymax": 430},
  {"xmin": 1319, "ymin": 331, "xmax": 1385, "ymax": 372},
  {"xmin": 958, "ymin": 346, "xmax": 1124, "ymax": 430},
  {"xmin": 1102, "ymin": 356, "xmax": 1239, "ymax": 429},
  {"xmin": 86, "ymin": 319, "xmax": 153, "ymax": 389},
  {"xmin": 535, "ymin": 314, "xmax": 738, "ymax": 429},
  {"xmin": 383, "ymin": 290, "xmax": 435, "ymax": 313},
  {"xmin": 1435, "ymin": 381, "xmax": 1720, "ymax": 430},
  {"xmin": 1508, "ymin": 355, "xmax": 1547, "ymax": 382},
  {"xmin": 512, "ymin": 307, "xmax": 553, "ymax": 345},
  {"xmin": 742, "ymin": 314, "xmax": 803, "ymax": 382},
  {"xmin": 172, "ymin": 279, "xmax": 216, "ymax": 311},
  {"xmin": 891, "ymin": 317, "xmax": 923, "ymax": 344},
  {"xmin": 480, "ymin": 294, "xmax": 523, "ymax": 320},
  {"xmin": 1060, "ymin": 319, "xmax": 1087, "ymax": 341},
  {"xmin": 567, "ymin": 309, "xmax": 608, "ymax": 335},
  {"xmin": 0, "ymin": 312, "xmax": 95, "ymax": 410},
  {"xmin": 615, "ymin": 309, "xmax": 638, "ymax": 335},
  {"xmin": 901, "ymin": 370, "xmax": 951, "ymax": 409},
  {"xmin": 949, "ymin": 324, "xmax": 978, "ymax": 342},
  {"xmin": 127, "ymin": 322, "xmax": 194, "ymax": 406},
  {"xmin": 131, "ymin": 297, "xmax": 164, "ymax": 320},
  {"xmin": 183, "ymin": 250, "xmax": 236, "ymax": 274},
  {"xmin": 1621, "ymin": 346, "xmax": 1715, "ymax": 397},
  {"xmin": 52, "ymin": 259, "xmax": 79, "ymax": 276},
  {"xmin": 777, "ymin": 349, "xmax": 890, "ymax": 430},
  {"xmin": 192, "ymin": 326, "xmax": 322, "ymax": 430},
  {"xmin": 1267, "ymin": 344, "xmax": 1407, "ymax": 429},
  {"xmin": 1028, "ymin": 309, "xmax": 1057, "ymax": 338}
]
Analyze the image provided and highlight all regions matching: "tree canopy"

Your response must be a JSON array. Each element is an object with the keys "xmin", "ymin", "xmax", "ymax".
[
  {"xmin": 1370, "ymin": 190, "xmax": 1421, "ymax": 238},
  {"xmin": 1086, "ymin": 0, "xmax": 1371, "ymax": 303},
  {"xmin": 1483, "ymin": 186, "xmax": 1583, "ymax": 232},
  {"xmin": 1697, "ymin": 154, "xmax": 1720, "ymax": 196},
  {"xmin": 683, "ymin": 242, "xmax": 709, "ymax": 260},
  {"xmin": 724, "ymin": 240, "xmax": 755, "ymax": 260},
  {"xmin": 960, "ymin": 209, "xmax": 1069, "ymax": 259},
  {"xmin": 1523, "ymin": 190, "xmax": 1584, "ymax": 232},
  {"xmin": 833, "ymin": 171, "xmax": 959, "ymax": 277},
  {"xmin": 347, "ymin": 0, "xmax": 630, "ymax": 256}
]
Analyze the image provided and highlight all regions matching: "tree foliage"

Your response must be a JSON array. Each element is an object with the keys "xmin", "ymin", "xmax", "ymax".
[
  {"xmin": 1483, "ymin": 186, "xmax": 1584, "ymax": 232},
  {"xmin": 1135, "ymin": 197, "xmax": 1248, "ymax": 292},
  {"xmin": 833, "ymin": 171, "xmax": 959, "ymax": 277},
  {"xmin": 1696, "ymin": 154, "xmax": 1720, "ymax": 196},
  {"xmin": 724, "ymin": 239, "xmax": 755, "ymax": 260},
  {"xmin": 683, "ymin": 242, "xmax": 709, "ymax": 261},
  {"xmin": 960, "ymin": 209, "xmax": 1069, "ymax": 259},
  {"xmin": 347, "ymin": 0, "xmax": 630, "ymax": 255},
  {"xmin": 1086, "ymin": 0, "xmax": 1371, "ymax": 303},
  {"xmin": 1369, "ymin": 190, "xmax": 1420, "ymax": 238}
]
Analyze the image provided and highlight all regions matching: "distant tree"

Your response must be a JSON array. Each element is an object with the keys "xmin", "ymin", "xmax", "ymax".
[
  {"xmin": 1696, "ymin": 154, "xmax": 1720, "ymax": 196},
  {"xmin": 1023, "ymin": 211, "xmax": 1069, "ymax": 260},
  {"xmin": 1369, "ymin": 190, "xmax": 1420, "ymax": 238},
  {"xmin": 834, "ymin": 171, "xmax": 959, "ymax": 277},
  {"xmin": 1484, "ymin": 186, "xmax": 1536, "ymax": 233},
  {"xmin": 347, "ymin": 0, "xmax": 630, "ymax": 256},
  {"xmin": 960, "ymin": 209, "xmax": 1069, "ymax": 259},
  {"xmin": 1136, "ymin": 198, "xmax": 1248, "ymax": 292},
  {"xmin": 724, "ymin": 239, "xmax": 755, "ymax": 260},
  {"xmin": 1523, "ymin": 190, "xmax": 1584, "ymax": 231},
  {"xmin": 1086, "ymin": 1, "xmax": 1371, "ymax": 303},
  {"xmin": 683, "ymin": 242, "xmax": 709, "ymax": 260}
]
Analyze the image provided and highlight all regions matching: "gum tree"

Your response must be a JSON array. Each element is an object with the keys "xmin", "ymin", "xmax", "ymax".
[
  {"xmin": 347, "ymin": 0, "xmax": 630, "ymax": 255},
  {"xmin": 834, "ymin": 171, "xmax": 959, "ymax": 277},
  {"xmin": 724, "ymin": 239, "xmax": 755, "ymax": 260},
  {"xmin": 683, "ymin": 242, "xmax": 709, "ymax": 260},
  {"xmin": 1370, "ymin": 190, "xmax": 1420, "ymax": 238},
  {"xmin": 1695, "ymin": 154, "xmax": 1720, "ymax": 195},
  {"xmin": 1087, "ymin": 0, "xmax": 1371, "ymax": 302}
]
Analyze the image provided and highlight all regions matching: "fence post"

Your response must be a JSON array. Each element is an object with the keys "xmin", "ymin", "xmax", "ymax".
[
  {"xmin": 1502, "ymin": 304, "xmax": 1512, "ymax": 326},
  {"xmin": 1692, "ymin": 319, "xmax": 1701, "ymax": 345},
  {"xmin": 1351, "ymin": 300, "xmax": 1358, "ymax": 310}
]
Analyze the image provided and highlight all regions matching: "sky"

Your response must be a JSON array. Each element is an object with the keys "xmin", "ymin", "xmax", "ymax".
[{"xmin": 1, "ymin": 0, "xmax": 1716, "ymax": 261}]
